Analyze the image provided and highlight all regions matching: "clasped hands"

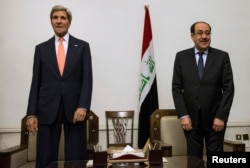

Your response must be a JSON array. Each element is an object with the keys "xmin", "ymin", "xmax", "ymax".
[{"xmin": 26, "ymin": 108, "xmax": 87, "ymax": 135}]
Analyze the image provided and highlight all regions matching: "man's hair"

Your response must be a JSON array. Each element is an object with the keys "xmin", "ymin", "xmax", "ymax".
[
  {"xmin": 190, "ymin": 21, "xmax": 211, "ymax": 33},
  {"xmin": 50, "ymin": 5, "xmax": 72, "ymax": 23}
]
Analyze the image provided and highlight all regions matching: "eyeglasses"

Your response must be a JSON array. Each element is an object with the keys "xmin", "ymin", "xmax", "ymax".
[{"xmin": 194, "ymin": 31, "xmax": 211, "ymax": 36}]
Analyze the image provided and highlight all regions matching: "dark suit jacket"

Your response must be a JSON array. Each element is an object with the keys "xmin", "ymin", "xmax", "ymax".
[
  {"xmin": 172, "ymin": 47, "xmax": 234, "ymax": 129},
  {"xmin": 27, "ymin": 35, "xmax": 93, "ymax": 124}
]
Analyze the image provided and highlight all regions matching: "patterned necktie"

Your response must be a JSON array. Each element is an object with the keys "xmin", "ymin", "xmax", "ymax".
[
  {"xmin": 57, "ymin": 38, "xmax": 65, "ymax": 76},
  {"xmin": 198, "ymin": 52, "xmax": 204, "ymax": 79}
]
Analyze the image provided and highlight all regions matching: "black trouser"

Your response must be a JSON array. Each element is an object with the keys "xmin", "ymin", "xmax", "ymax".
[
  {"xmin": 184, "ymin": 110, "xmax": 225, "ymax": 168},
  {"xmin": 36, "ymin": 99, "xmax": 87, "ymax": 168}
]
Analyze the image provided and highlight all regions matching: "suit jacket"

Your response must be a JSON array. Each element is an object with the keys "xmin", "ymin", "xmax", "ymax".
[
  {"xmin": 172, "ymin": 47, "xmax": 234, "ymax": 129},
  {"xmin": 27, "ymin": 35, "xmax": 93, "ymax": 124}
]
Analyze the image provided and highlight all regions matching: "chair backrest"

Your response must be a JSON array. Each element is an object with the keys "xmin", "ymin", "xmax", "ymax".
[
  {"xmin": 86, "ymin": 111, "xmax": 99, "ymax": 146},
  {"xmin": 150, "ymin": 109, "xmax": 187, "ymax": 156},
  {"xmin": 21, "ymin": 110, "xmax": 99, "ymax": 161},
  {"xmin": 150, "ymin": 109, "xmax": 176, "ymax": 141},
  {"xmin": 105, "ymin": 110, "xmax": 134, "ymax": 148}
]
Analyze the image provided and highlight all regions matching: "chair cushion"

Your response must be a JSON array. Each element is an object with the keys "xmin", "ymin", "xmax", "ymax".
[
  {"xmin": 160, "ymin": 116, "xmax": 187, "ymax": 156},
  {"xmin": 27, "ymin": 133, "xmax": 37, "ymax": 161}
]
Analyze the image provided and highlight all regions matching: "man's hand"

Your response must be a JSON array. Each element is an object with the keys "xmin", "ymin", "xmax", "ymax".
[
  {"xmin": 212, "ymin": 118, "xmax": 225, "ymax": 132},
  {"xmin": 73, "ymin": 108, "xmax": 87, "ymax": 123},
  {"xmin": 181, "ymin": 116, "xmax": 192, "ymax": 131},
  {"xmin": 26, "ymin": 116, "xmax": 38, "ymax": 135}
]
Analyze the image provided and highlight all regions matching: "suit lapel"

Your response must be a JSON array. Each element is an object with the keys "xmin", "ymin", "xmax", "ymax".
[
  {"xmin": 203, "ymin": 47, "xmax": 215, "ymax": 78},
  {"xmin": 46, "ymin": 37, "xmax": 61, "ymax": 77},
  {"xmin": 63, "ymin": 35, "xmax": 78, "ymax": 76},
  {"xmin": 187, "ymin": 48, "xmax": 200, "ymax": 81}
]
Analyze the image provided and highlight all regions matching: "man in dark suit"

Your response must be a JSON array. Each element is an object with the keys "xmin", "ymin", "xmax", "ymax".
[
  {"xmin": 26, "ymin": 5, "xmax": 92, "ymax": 168},
  {"xmin": 172, "ymin": 21, "xmax": 234, "ymax": 168}
]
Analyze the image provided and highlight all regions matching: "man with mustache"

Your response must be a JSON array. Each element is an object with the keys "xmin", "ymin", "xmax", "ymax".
[{"xmin": 172, "ymin": 21, "xmax": 234, "ymax": 168}]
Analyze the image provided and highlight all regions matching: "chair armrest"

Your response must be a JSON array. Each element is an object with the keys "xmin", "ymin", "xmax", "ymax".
[
  {"xmin": 0, "ymin": 145, "xmax": 28, "ymax": 168},
  {"xmin": 223, "ymin": 139, "xmax": 245, "ymax": 152}
]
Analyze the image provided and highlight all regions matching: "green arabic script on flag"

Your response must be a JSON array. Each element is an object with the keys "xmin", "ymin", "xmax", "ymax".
[{"xmin": 139, "ymin": 54, "xmax": 156, "ymax": 102}]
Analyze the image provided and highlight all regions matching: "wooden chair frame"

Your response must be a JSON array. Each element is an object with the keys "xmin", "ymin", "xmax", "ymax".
[{"xmin": 105, "ymin": 110, "xmax": 134, "ymax": 148}]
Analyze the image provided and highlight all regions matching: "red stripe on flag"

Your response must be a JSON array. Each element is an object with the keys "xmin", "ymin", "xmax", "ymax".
[{"xmin": 141, "ymin": 6, "xmax": 152, "ymax": 58}]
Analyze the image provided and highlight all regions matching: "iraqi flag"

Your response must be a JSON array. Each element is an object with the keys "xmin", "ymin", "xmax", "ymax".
[{"xmin": 138, "ymin": 6, "xmax": 159, "ymax": 148}]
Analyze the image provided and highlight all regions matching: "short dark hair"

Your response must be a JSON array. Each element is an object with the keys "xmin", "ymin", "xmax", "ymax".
[
  {"xmin": 50, "ymin": 5, "xmax": 72, "ymax": 23},
  {"xmin": 190, "ymin": 21, "xmax": 211, "ymax": 33}
]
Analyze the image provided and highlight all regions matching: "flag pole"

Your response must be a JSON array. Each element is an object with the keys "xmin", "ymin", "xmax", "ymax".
[{"xmin": 138, "ymin": 5, "xmax": 159, "ymax": 148}]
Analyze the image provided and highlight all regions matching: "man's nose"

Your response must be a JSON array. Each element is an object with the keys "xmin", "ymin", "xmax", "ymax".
[{"xmin": 55, "ymin": 18, "xmax": 62, "ymax": 23}]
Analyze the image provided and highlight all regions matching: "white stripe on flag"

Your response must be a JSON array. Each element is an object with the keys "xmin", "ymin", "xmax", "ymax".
[{"xmin": 139, "ymin": 40, "xmax": 156, "ymax": 107}]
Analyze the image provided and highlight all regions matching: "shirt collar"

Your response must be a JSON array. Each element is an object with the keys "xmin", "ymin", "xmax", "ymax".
[
  {"xmin": 194, "ymin": 48, "xmax": 208, "ymax": 55},
  {"xmin": 55, "ymin": 33, "xmax": 69, "ymax": 42}
]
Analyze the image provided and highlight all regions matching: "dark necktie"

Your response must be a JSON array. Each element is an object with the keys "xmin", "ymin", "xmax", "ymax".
[{"xmin": 198, "ymin": 52, "xmax": 204, "ymax": 79}]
